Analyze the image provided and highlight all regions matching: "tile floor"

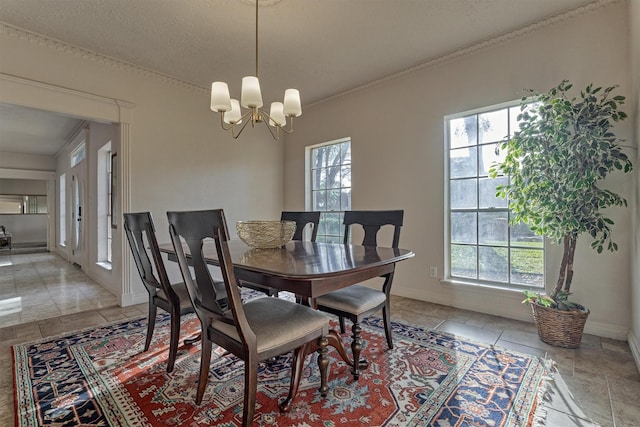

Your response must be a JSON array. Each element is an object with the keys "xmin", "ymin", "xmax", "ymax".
[{"xmin": 1, "ymin": 252, "xmax": 639, "ymax": 426}]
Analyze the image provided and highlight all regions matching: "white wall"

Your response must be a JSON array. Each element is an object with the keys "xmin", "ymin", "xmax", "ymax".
[
  {"xmin": 0, "ymin": 178, "xmax": 47, "ymax": 194},
  {"xmin": 629, "ymin": 0, "xmax": 640, "ymax": 368},
  {"xmin": 0, "ymin": 151, "xmax": 56, "ymax": 171},
  {"xmin": 0, "ymin": 214, "xmax": 47, "ymax": 244},
  {"xmin": 1, "ymin": 22, "xmax": 284, "ymax": 305},
  {"xmin": 284, "ymin": 2, "xmax": 635, "ymax": 339}
]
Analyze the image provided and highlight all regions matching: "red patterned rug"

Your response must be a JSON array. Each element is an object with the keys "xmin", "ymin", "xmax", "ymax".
[{"xmin": 13, "ymin": 313, "xmax": 552, "ymax": 426}]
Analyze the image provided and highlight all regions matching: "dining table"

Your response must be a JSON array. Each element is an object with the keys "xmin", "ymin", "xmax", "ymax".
[{"xmin": 158, "ymin": 239, "xmax": 414, "ymax": 374}]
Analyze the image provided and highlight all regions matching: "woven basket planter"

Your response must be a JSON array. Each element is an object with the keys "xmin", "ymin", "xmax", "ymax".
[{"xmin": 531, "ymin": 303, "xmax": 590, "ymax": 349}]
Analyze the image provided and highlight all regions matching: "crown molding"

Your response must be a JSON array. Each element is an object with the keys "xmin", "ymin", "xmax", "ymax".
[
  {"xmin": 0, "ymin": 22, "xmax": 208, "ymax": 94},
  {"xmin": 0, "ymin": 0, "xmax": 621, "ymax": 106},
  {"xmin": 309, "ymin": 0, "xmax": 621, "ymax": 108}
]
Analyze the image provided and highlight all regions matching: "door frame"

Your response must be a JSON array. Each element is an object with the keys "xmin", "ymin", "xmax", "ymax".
[{"xmin": 0, "ymin": 73, "xmax": 136, "ymax": 305}]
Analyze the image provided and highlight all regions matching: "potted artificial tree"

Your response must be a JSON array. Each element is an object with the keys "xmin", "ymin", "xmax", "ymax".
[{"xmin": 490, "ymin": 80, "xmax": 633, "ymax": 348}]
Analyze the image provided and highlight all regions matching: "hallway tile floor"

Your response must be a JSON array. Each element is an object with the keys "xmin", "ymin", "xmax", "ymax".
[{"xmin": 1, "ymin": 252, "xmax": 638, "ymax": 426}]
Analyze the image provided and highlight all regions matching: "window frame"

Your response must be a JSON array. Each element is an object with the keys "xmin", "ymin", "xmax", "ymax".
[
  {"xmin": 444, "ymin": 101, "xmax": 545, "ymax": 291},
  {"xmin": 96, "ymin": 142, "xmax": 113, "ymax": 268}
]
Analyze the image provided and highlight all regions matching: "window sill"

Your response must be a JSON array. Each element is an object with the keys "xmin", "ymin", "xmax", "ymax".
[
  {"xmin": 96, "ymin": 261, "xmax": 112, "ymax": 271},
  {"xmin": 440, "ymin": 278, "xmax": 536, "ymax": 295}
]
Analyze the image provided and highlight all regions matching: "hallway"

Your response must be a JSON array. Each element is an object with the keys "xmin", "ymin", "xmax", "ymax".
[{"xmin": 0, "ymin": 251, "xmax": 119, "ymax": 327}]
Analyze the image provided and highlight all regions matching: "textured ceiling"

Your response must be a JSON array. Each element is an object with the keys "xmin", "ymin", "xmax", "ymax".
[{"xmin": 0, "ymin": 0, "xmax": 598, "ymax": 155}]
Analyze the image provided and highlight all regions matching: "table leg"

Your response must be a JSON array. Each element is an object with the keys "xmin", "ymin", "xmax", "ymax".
[{"xmin": 326, "ymin": 330, "xmax": 369, "ymax": 371}]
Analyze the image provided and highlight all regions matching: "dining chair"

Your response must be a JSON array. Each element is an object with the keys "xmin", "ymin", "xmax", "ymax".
[
  {"xmin": 166, "ymin": 209, "xmax": 330, "ymax": 424},
  {"xmin": 281, "ymin": 211, "xmax": 321, "ymax": 242},
  {"xmin": 315, "ymin": 209, "xmax": 404, "ymax": 380},
  {"xmin": 123, "ymin": 212, "xmax": 216, "ymax": 373}
]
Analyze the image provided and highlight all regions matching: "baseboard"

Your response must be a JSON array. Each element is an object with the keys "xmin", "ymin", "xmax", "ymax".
[
  {"xmin": 628, "ymin": 330, "xmax": 640, "ymax": 374},
  {"xmin": 120, "ymin": 291, "xmax": 147, "ymax": 307},
  {"xmin": 393, "ymin": 285, "xmax": 533, "ymax": 324},
  {"xmin": 393, "ymin": 285, "xmax": 629, "ymax": 340},
  {"xmin": 583, "ymin": 320, "xmax": 629, "ymax": 341}
]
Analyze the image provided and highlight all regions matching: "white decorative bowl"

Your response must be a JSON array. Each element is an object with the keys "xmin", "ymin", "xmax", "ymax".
[{"xmin": 236, "ymin": 220, "xmax": 296, "ymax": 249}]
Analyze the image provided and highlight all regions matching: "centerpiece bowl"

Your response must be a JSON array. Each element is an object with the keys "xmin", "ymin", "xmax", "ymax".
[{"xmin": 236, "ymin": 220, "xmax": 296, "ymax": 249}]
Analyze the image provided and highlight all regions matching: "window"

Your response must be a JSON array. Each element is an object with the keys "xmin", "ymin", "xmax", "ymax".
[
  {"xmin": 59, "ymin": 174, "xmax": 66, "ymax": 246},
  {"xmin": 70, "ymin": 143, "xmax": 86, "ymax": 168},
  {"xmin": 97, "ymin": 142, "xmax": 112, "ymax": 266},
  {"xmin": 446, "ymin": 103, "xmax": 544, "ymax": 289},
  {"xmin": 308, "ymin": 138, "xmax": 352, "ymax": 243}
]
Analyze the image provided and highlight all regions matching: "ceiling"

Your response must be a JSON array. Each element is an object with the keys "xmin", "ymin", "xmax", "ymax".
[{"xmin": 0, "ymin": 0, "xmax": 597, "ymax": 156}]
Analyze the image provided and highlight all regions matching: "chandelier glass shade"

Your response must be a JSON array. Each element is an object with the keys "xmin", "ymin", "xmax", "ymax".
[{"xmin": 210, "ymin": 1, "xmax": 301, "ymax": 141}]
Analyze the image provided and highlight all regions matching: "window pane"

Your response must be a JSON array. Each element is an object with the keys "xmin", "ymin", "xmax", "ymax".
[
  {"xmin": 510, "ymin": 248, "xmax": 544, "ymax": 287},
  {"xmin": 312, "ymin": 168, "xmax": 326, "ymax": 190},
  {"xmin": 313, "ymin": 146, "xmax": 328, "ymax": 168},
  {"xmin": 510, "ymin": 222, "xmax": 543, "ymax": 248},
  {"xmin": 313, "ymin": 190, "xmax": 326, "ymax": 211},
  {"xmin": 479, "ymin": 143, "xmax": 506, "ymax": 176},
  {"xmin": 341, "ymin": 142, "xmax": 351, "ymax": 164},
  {"xmin": 451, "ymin": 244, "xmax": 477, "ymax": 279},
  {"xmin": 341, "ymin": 188, "xmax": 352, "ymax": 211},
  {"xmin": 478, "ymin": 212, "xmax": 508, "ymax": 245},
  {"xmin": 451, "ymin": 212, "xmax": 477, "ymax": 244},
  {"xmin": 326, "ymin": 189, "xmax": 341, "ymax": 211},
  {"xmin": 450, "ymin": 178, "xmax": 477, "ymax": 209},
  {"xmin": 479, "ymin": 177, "xmax": 508, "ymax": 209},
  {"xmin": 479, "ymin": 110, "xmax": 509, "ymax": 144},
  {"xmin": 509, "ymin": 107, "xmax": 521, "ymax": 137},
  {"xmin": 326, "ymin": 166, "xmax": 342, "ymax": 189},
  {"xmin": 450, "ymin": 146, "xmax": 477, "ymax": 178},
  {"xmin": 323, "ymin": 212, "xmax": 341, "ymax": 237},
  {"xmin": 341, "ymin": 165, "xmax": 352, "ymax": 187},
  {"xmin": 450, "ymin": 116, "xmax": 477, "ymax": 148},
  {"xmin": 479, "ymin": 246, "xmax": 508, "ymax": 282}
]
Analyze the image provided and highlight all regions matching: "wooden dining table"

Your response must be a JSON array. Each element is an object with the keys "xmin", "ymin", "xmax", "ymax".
[{"xmin": 159, "ymin": 239, "xmax": 414, "ymax": 373}]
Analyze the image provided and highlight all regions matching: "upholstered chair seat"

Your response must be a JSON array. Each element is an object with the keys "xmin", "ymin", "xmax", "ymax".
[{"xmin": 315, "ymin": 285, "xmax": 386, "ymax": 315}]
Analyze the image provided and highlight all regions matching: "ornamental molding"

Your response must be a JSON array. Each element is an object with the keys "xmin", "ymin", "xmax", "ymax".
[
  {"xmin": 0, "ymin": 22, "xmax": 208, "ymax": 94},
  {"xmin": 0, "ymin": 0, "xmax": 621, "ymax": 103},
  {"xmin": 310, "ymin": 0, "xmax": 621, "ymax": 107}
]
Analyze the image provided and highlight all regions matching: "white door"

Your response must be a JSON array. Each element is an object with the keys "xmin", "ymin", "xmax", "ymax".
[{"xmin": 70, "ymin": 162, "xmax": 85, "ymax": 266}]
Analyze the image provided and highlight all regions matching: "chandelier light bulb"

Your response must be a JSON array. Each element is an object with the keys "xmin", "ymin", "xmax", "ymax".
[
  {"xmin": 211, "ymin": 82, "xmax": 232, "ymax": 112},
  {"xmin": 223, "ymin": 99, "xmax": 242, "ymax": 125},
  {"xmin": 269, "ymin": 102, "xmax": 286, "ymax": 127},
  {"xmin": 241, "ymin": 76, "xmax": 263, "ymax": 108},
  {"xmin": 283, "ymin": 89, "xmax": 302, "ymax": 117}
]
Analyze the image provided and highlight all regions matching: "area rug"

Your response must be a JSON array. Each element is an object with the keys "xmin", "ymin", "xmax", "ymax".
[{"xmin": 13, "ymin": 313, "xmax": 552, "ymax": 426}]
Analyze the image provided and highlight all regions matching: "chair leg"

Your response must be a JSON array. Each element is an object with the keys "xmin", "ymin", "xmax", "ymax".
[
  {"xmin": 144, "ymin": 303, "xmax": 157, "ymax": 352},
  {"xmin": 339, "ymin": 316, "xmax": 346, "ymax": 334},
  {"xmin": 350, "ymin": 322, "xmax": 362, "ymax": 381},
  {"xmin": 317, "ymin": 336, "xmax": 329, "ymax": 397},
  {"xmin": 382, "ymin": 299, "xmax": 393, "ymax": 350},
  {"xmin": 195, "ymin": 337, "xmax": 212, "ymax": 405},
  {"xmin": 280, "ymin": 343, "xmax": 309, "ymax": 413},
  {"xmin": 166, "ymin": 309, "xmax": 180, "ymax": 373},
  {"xmin": 242, "ymin": 353, "xmax": 259, "ymax": 427}
]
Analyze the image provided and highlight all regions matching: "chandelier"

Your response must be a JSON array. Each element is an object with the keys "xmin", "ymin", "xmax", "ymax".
[{"xmin": 210, "ymin": 0, "xmax": 301, "ymax": 141}]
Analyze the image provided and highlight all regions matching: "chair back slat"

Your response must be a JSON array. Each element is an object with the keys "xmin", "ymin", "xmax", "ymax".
[
  {"xmin": 281, "ymin": 211, "xmax": 321, "ymax": 242},
  {"xmin": 124, "ymin": 212, "xmax": 175, "ymax": 299},
  {"xmin": 343, "ymin": 210, "xmax": 404, "ymax": 248}
]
